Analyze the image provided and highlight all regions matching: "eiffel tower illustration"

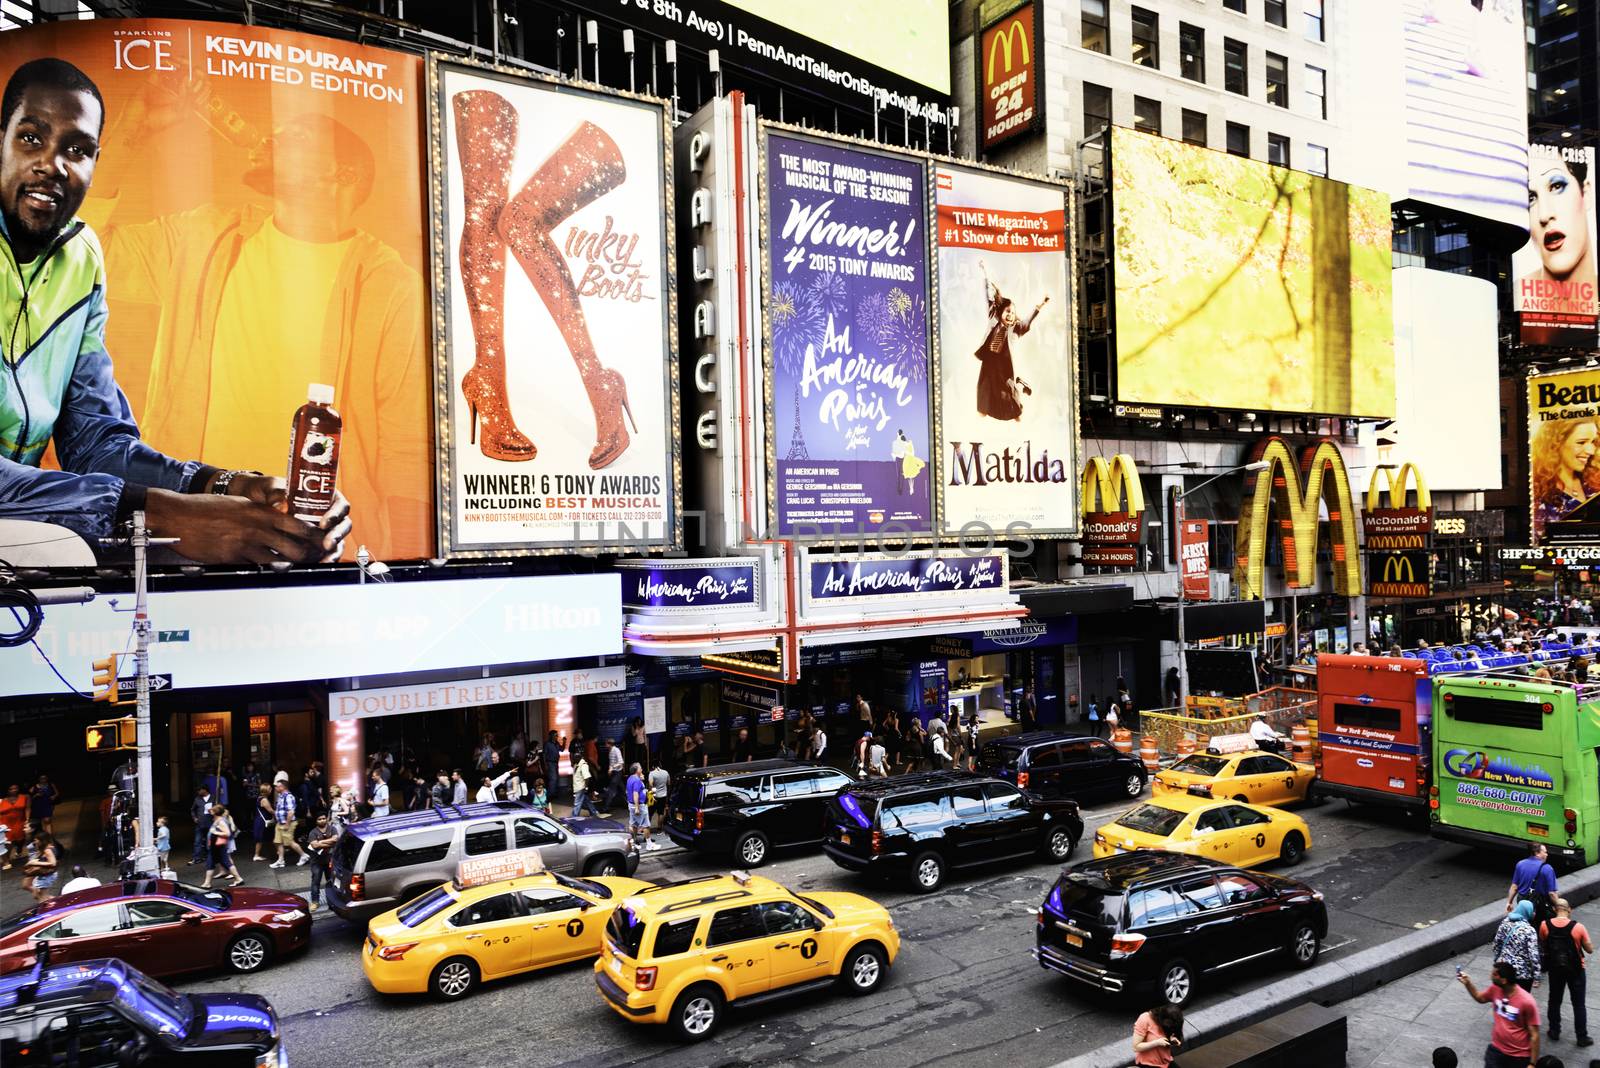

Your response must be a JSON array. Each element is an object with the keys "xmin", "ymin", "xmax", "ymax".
[{"xmin": 785, "ymin": 389, "xmax": 809, "ymax": 460}]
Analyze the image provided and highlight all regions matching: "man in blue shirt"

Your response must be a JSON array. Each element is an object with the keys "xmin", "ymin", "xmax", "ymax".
[
  {"xmin": 1508, "ymin": 842, "xmax": 1559, "ymax": 915},
  {"xmin": 625, "ymin": 763, "xmax": 652, "ymax": 851}
]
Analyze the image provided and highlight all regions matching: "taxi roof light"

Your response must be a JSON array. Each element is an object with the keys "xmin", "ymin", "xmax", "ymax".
[
  {"xmin": 455, "ymin": 848, "xmax": 546, "ymax": 890},
  {"xmin": 730, "ymin": 870, "xmax": 752, "ymax": 887}
]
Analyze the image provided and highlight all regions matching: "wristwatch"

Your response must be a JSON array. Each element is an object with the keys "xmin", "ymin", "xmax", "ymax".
[{"xmin": 210, "ymin": 469, "xmax": 262, "ymax": 495}]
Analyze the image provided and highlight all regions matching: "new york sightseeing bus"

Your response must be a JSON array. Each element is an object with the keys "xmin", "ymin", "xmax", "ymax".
[
  {"xmin": 1431, "ymin": 673, "xmax": 1600, "ymax": 867},
  {"xmin": 1315, "ymin": 654, "xmax": 1432, "ymax": 810}
]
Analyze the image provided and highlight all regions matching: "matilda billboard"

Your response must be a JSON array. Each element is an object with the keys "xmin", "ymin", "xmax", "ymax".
[
  {"xmin": 934, "ymin": 162, "xmax": 1074, "ymax": 534},
  {"xmin": 430, "ymin": 59, "xmax": 678, "ymax": 555},
  {"xmin": 762, "ymin": 128, "xmax": 933, "ymax": 536},
  {"xmin": 0, "ymin": 20, "xmax": 432, "ymax": 564},
  {"xmin": 1529, "ymin": 368, "xmax": 1600, "ymax": 546},
  {"xmin": 1111, "ymin": 126, "xmax": 1394, "ymax": 416},
  {"xmin": 1515, "ymin": 143, "xmax": 1597, "ymax": 348}
]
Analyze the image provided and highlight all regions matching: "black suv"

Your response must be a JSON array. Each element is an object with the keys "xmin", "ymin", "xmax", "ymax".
[
  {"xmin": 979, "ymin": 732, "xmax": 1148, "ymax": 801},
  {"xmin": 822, "ymin": 771, "xmax": 1083, "ymax": 892},
  {"xmin": 666, "ymin": 759, "xmax": 856, "ymax": 867},
  {"xmin": 1033, "ymin": 850, "xmax": 1327, "ymax": 1007}
]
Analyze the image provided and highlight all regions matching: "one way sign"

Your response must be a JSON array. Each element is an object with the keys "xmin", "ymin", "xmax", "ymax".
[{"xmin": 115, "ymin": 674, "xmax": 172, "ymax": 694}]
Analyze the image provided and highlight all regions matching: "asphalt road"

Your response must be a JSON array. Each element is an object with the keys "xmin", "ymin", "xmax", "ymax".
[{"xmin": 168, "ymin": 798, "xmax": 1515, "ymax": 1068}]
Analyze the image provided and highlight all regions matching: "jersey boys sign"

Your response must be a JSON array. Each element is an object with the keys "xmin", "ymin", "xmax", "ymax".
[
  {"xmin": 764, "ymin": 130, "xmax": 933, "ymax": 536},
  {"xmin": 935, "ymin": 163, "xmax": 1075, "ymax": 534}
]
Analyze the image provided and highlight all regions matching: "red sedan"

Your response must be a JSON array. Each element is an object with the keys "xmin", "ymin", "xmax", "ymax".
[{"xmin": 0, "ymin": 879, "xmax": 310, "ymax": 978}]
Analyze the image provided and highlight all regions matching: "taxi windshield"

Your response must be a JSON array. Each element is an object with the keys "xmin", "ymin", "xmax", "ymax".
[
  {"xmin": 114, "ymin": 971, "xmax": 192, "ymax": 1040},
  {"xmin": 397, "ymin": 887, "xmax": 457, "ymax": 927},
  {"xmin": 1116, "ymin": 804, "xmax": 1188, "ymax": 837},
  {"xmin": 553, "ymin": 872, "xmax": 611, "ymax": 899},
  {"xmin": 797, "ymin": 894, "xmax": 834, "ymax": 919},
  {"xmin": 1169, "ymin": 755, "xmax": 1229, "ymax": 777},
  {"xmin": 607, "ymin": 906, "xmax": 648, "ymax": 959}
]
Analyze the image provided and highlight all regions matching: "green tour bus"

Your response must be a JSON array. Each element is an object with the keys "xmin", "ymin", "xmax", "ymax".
[{"xmin": 1431, "ymin": 672, "xmax": 1600, "ymax": 868}]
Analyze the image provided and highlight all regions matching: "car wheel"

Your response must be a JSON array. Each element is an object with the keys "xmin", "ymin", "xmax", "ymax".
[
  {"xmin": 584, "ymin": 855, "xmax": 624, "ymax": 877},
  {"xmin": 1279, "ymin": 831, "xmax": 1306, "ymax": 866},
  {"xmin": 669, "ymin": 984, "xmax": 723, "ymax": 1042},
  {"xmin": 839, "ymin": 942, "xmax": 887, "ymax": 995},
  {"xmin": 1233, "ymin": 795, "xmax": 1249, "ymax": 803},
  {"xmin": 1124, "ymin": 774, "xmax": 1144, "ymax": 798},
  {"xmin": 1288, "ymin": 922, "xmax": 1320, "ymax": 968},
  {"xmin": 1043, "ymin": 826, "xmax": 1076, "ymax": 862},
  {"xmin": 430, "ymin": 957, "xmax": 478, "ymax": 1000},
  {"xmin": 225, "ymin": 932, "xmax": 272, "ymax": 974},
  {"xmin": 1158, "ymin": 959, "xmax": 1194, "ymax": 1007},
  {"xmin": 910, "ymin": 851, "xmax": 945, "ymax": 893},
  {"xmin": 735, "ymin": 830, "xmax": 770, "ymax": 868}
]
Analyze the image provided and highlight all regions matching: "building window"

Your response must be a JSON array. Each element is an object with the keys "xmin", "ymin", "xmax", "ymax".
[
  {"xmin": 1180, "ymin": 23, "xmax": 1206, "ymax": 82},
  {"xmin": 1266, "ymin": 0, "xmax": 1287, "ymax": 26},
  {"xmin": 1266, "ymin": 52, "xmax": 1288, "ymax": 107},
  {"xmin": 1306, "ymin": 143, "xmax": 1328, "ymax": 176},
  {"xmin": 1305, "ymin": 64, "xmax": 1326, "ymax": 119},
  {"xmin": 1131, "ymin": 7, "xmax": 1159, "ymax": 68},
  {"xmin": 1304, "ymin": 0, "xmax": 1324, "ymax": 41},
  {"xmin": 1267, "ymin": 133, "xmax": 1290, "ymax": 167},
  {"xmin": 1082, "ymin": 0, "xmax": 1109, "ymax": 53},
  {"xmin": 1224, "ymin": 0, "xmax": 1246, "ymax": 11},
  {"xmin": 1134, "ymin": 95, "xmax": 1162, "ymax": 136},
  {"xmin": 1226, "ymin": 122, "xmax": 1250, "ymax": 157},
  {"xmin": 1182, "ymin": 109, "xmax": 1207, "ymax": 146},
  {"xmin": 1083, "ymin": 82, "xmax": 1112, "ymax": 136},
  {"xmin": 1224, "ymin": 39, "xmax": 1248, "ymax": 95}
]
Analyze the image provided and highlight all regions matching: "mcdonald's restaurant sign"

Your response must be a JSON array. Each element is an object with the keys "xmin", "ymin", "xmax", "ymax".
[
  {"xmin": 1368, "ymin": 549, "xmax": 1432, "ymax": 598},
  {"xmin": 1363, "ymin": 462, "xmax": 1433, "ymax": 550},
  {"xmin": 1081, "ymin": 454, "xmax": 1144, "ymax": 567},
  {"xmin": 980, "ymin": 2, "xmax": 1043, "ymax": 152},
  {"xmin": 1234, "ymin": 437, "xmax": 1361, "ymax": 600}
]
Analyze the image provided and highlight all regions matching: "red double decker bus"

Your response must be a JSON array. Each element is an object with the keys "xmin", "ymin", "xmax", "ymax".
[{"xmin": 1314, "ymin": 654, "xmax": 1432, "ymax": 810}]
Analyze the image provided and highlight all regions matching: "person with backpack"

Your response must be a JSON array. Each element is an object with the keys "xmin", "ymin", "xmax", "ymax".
[
  {"xmin": 1495, "ymin": 900, "xmax": 1544, "ymax": 993},
  {"xmin": 1540, "ymin": 898, "xmax": 1594, "ymax": 1047},
  {"xmin": 1509, "ymin": 843, "xmax": 1560, "ymax": 924}
]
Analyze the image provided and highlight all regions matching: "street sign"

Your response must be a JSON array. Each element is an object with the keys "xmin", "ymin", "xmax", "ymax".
[
  {"xmin": 157, "ymin": 630, "xmax": 190, "ymax": 643},
  {"xmin": 115, "ymin": 674, "xmax": 171, "ymax": 695}
]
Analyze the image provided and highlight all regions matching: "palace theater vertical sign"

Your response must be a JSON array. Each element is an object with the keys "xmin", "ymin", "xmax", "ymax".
[{"xmin": 980, "ymin": 2, "xmax": 1043, "ymax": 153}]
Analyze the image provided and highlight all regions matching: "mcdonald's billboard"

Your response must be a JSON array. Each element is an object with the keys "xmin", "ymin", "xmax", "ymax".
[
  {"xmin": 1081, "ymin": 454, "xmax": 1144, "ymax": 567},
  {"xmin": 1363, "ymin": 462, "xmax": 1433, "ymax": 550},
  {"xmin": 1234, "ymin": 437, "xmax": 1361, "ymax": 600},
  {"xmin": 980, "ymin": 2, "xmax": 1043, "ymax": 152},
  {"xmin": 1368, "ymin": 549, "xmax": 1432, "ymax": 598}
]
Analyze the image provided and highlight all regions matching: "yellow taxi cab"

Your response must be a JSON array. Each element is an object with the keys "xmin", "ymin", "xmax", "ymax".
[
  {"xmin": 363, "ymin": 848, "xmax": 652, "ymax": 1000},
  {"xmin": 1092, "ymin": 793, "xmax": 1312, "ymax": 869},
  {"xmin": 594, "ymin": 871, "xmax": 899, "ymax": 1042},
  {"xmin": 1153, "ymin": 748, "xmax": 1315, "ymax": 807}
]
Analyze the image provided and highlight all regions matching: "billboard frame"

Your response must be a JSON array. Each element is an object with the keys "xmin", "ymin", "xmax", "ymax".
[
  {"xmin": 927, "ymin": 152, "xmax": 1080, "ymax": 539},
  {"xmin": 425, "ymin": 53, "xmax": 682, "ymax": 558}
]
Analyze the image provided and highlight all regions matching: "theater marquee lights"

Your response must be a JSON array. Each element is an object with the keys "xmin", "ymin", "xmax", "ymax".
[{"xmin": 1234, "ymin": 437, "xmax": 1361, "ymax": 600}]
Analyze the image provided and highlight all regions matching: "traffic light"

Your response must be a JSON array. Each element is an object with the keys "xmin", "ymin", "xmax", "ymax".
[
  {"xmin": 85, "ymin": 725, "xmax": 118, "ymax": 752},
  {"xmin": 117, "ymin": 716, "xmax": 136, "ymax": 748},
  {"xmin": 91, "ymin": 655, "xmax": 119, "ymax": 704}
]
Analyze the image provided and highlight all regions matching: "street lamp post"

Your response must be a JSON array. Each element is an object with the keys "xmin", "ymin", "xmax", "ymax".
[{"xmin": 1174, "ymin": 461, "xmax": 1270, "ymax": 713}]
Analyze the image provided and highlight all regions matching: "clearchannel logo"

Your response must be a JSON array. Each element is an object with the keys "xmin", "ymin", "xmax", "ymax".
[{"xmin": 1442, "ymin": 749, "xmax": 1556, "ymax": 791}]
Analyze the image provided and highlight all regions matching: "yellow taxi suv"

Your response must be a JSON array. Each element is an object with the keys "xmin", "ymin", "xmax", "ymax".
[
  {"xmin": 1092, "ymin": 793, "xmax": 1312, "ymax": 869},
  {"xmin": 1153, "ymin": 749, "xmax": 1316, "ymax": 807},
  {"xmin": 594, "ymin": 871, "xmax": 899, "ymax": 1042},
  {"xmin": 363, "ymin": 848, "xmax": 652, "ymax": 1000}
]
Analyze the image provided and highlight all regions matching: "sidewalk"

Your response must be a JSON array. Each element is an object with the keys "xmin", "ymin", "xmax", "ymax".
[
  {"xmin": 18, "ymin": 798, "xmax": 683, "ymax": 905},
  {"xmin": 1344, "ymin": 942, "xmax": 1600, "ymax": 1068}
]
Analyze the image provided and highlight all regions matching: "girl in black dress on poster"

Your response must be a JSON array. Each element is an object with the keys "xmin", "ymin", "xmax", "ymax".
[{"xmin": 974, "ymin": 260, "xmax": 1049, "ymax": 421}]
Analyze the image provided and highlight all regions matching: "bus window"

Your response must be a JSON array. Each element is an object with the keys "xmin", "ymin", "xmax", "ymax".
[
  {"xmin": 1334, "ymin": 703, "xmax": 1402, "ymax": 732},
  {"xmin": 1447, "ymin": 694, "xmax": 1544, "ymax": 731}
]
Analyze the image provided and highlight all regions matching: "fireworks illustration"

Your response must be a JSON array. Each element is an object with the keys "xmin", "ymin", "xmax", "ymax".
[
  {"xmin": 809, "ymin": 270, "xmax": 849, "ymax": 321},
  {"xmin": 771, "ymin": 280, "xmax": 826, "ymax": 374},
  {"xmin": 856, "ymin": 286, "xmax": 929, "ymax": 382}
]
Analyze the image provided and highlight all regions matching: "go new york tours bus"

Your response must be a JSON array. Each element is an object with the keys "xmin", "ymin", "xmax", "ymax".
[{"xmin": 1431, "ymin": 673, "xmax": 1600, "ymax": 868}]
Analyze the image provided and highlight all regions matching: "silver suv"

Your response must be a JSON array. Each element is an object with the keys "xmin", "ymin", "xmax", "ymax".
[{"xmin": 325, "ymin": 801, "xmax": 639, "ymax": 923}]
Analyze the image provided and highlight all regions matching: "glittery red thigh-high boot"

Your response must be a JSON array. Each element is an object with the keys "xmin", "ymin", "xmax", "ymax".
[
  {"xmin": 452, "ymin": 90, "xmax": 536, "ymax": 461},
  {"xmin": 496, "ymin": 121, "xmax": 636, "ymax": 471}
]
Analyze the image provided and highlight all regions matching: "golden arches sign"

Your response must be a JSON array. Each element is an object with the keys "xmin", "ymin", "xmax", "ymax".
[
  {"xmin": 986, "ymin": 16, "xmax": 1032, "ymax": 81},
  {"xmin": 1081, "ymin": 454, "xmax": 1144, "ymax": 514},
  {"xmin": 1365, "ymin": 462, "xmax": 1431, "ymax": 512},
  {"xmin": 1234, "ymin": 437, "xmax": 1361, "ymax": 600}
]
